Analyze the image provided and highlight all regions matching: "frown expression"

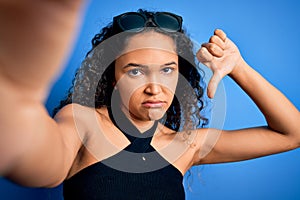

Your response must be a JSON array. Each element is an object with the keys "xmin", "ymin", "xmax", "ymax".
[{"xmin": 114, "ymin": 31, "xmax": 179, "ymax": 121}]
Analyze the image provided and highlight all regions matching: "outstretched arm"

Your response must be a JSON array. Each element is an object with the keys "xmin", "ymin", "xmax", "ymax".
[
  {"xmin": 194, "ymin": 29, "xmax": 300, "ymax": 164},
  {"xmin": 0, "ymin": 0, "xmax": 85, "ymax": 186}
]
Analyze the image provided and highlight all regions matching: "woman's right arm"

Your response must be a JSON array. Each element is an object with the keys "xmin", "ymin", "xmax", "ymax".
[{"xmin": 0, "ymin": 0, "xmax": 85, "ymax": 187}]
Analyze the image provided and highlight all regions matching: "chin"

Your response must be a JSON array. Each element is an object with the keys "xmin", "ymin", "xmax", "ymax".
[{"xmin": 147, "ymin": 108, "xmax": 166, "ymax": 121}]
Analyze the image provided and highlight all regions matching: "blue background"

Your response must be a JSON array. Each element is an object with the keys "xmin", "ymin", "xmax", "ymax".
[{"xmin": 1, "ymin": 0, "xmax": 299, "ymax": 199}]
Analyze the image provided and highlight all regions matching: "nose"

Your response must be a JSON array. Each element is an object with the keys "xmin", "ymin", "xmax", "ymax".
[{"xmin": 144, "ymin": 82, "xmax": 162, "ymax": 95}]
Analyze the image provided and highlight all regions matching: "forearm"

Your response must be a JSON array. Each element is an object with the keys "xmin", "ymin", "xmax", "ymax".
[
  {"xmin": 0, "ymin": 0, "xmax": 84, "ymax": 101},
  {"xmin": 229, "ymin": 58, "xmax": 300, "ymax": 142}
]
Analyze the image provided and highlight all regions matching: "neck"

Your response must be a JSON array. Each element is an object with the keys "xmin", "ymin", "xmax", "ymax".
[{"xmin": 120, "ymin": 106, "xmax": 155, "ymax": 133}]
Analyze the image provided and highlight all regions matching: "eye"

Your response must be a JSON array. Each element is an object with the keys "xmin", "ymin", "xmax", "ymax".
[
  {"xmin": 127, "ymin": 68, "xmax": 143, "ymax": 77},
  {"xmin": 161, "ymin": 67, "xmax": 174, "ymax": 74}
]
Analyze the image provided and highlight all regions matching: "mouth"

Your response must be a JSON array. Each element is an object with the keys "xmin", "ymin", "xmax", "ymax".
[{"xmin": 142, "ymin": 100, "xmax": 167, "ymax": 108}]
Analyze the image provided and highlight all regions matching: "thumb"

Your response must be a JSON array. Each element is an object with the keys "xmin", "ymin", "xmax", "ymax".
[{"xmin": 207, "ymin": 71, "xmax": 222, "ymax": 99}]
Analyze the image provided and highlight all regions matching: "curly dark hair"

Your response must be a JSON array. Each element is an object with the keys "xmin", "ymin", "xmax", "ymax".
[{"xmin": 53, "ymin": 9, "xmax": 208, "ymax": 131}]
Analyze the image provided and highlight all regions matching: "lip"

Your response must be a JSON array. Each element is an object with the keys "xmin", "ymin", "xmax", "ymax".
[{"xmin": 142, "ymin": 100, "xmax": 166, "ymax": 108}]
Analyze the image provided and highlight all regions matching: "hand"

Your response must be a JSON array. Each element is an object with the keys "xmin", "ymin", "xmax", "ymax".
[
  {"xmin": 0, "ymin": 1, "xmax": 84, "ymax": 101},
  {"xmin": 196, "ymin": 29, "xmax": 243, "ymax": 98}
]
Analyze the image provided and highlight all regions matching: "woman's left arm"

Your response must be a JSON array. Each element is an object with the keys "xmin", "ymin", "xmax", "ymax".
[{"xmin": 195, "ymin": 29, "xmax": 300, "ymax": 164}]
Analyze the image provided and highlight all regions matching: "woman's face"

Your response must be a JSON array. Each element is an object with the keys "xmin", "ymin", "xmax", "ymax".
[{"xmin": 115, "ymin": 31, "xmax": 178, "ymax": 122}]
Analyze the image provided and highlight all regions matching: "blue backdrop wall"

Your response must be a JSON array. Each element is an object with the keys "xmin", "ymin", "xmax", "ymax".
[{"xmin": 1, "ymin": 0, "xmax": 299, "ymax": 199}]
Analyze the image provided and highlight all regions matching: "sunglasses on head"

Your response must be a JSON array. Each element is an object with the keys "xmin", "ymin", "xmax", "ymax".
[{"xmin": 112, "ymin": 12, "xmax": 183, "ymax": 34}]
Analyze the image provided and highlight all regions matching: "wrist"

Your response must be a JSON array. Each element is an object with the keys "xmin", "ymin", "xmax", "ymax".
[{"xmin": 229, "ymin": 57, "xmax": 247, "ymax": 79}]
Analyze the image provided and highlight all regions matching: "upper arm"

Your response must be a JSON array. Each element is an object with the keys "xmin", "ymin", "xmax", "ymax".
[
  {"xmin": 194, "ymin": 127, "xmax": 299, "ymax": 165},
  {"xmin": 3, "ymin": 104, "xmax": 85, "ymax": 187}
]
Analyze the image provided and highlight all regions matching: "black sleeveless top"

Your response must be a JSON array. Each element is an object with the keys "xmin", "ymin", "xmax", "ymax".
[{"xmin": 63, "ymin": 106, "xmax": 185, "ymax": 200}]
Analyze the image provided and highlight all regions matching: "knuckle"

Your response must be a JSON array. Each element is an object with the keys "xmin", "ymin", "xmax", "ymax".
[
  {"xmin": 207, "ymin": 43, "xmax": 217, "ymax": 53},
  {"xmin": 199, "ymin": 47, "xmax": 207, "ymax": 56},
  {"xmin": 209, "ymin": 35, "xmax": 218, "ymax": 43},
  {"xmin": 197, "ymin": 47, "xmax": 212, "ymax": 62}
]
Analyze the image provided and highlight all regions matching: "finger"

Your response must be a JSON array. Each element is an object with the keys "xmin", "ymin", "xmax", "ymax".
[
  {"xmin": 196, "ymin": 47, "xmax": 214, "ymax": 64},
  {"xmin": 214, "ymin": 29, "xmax": 227, "ymax": 42},
  {"xmin": 207, "ymin": 71, "xmax": 222, "ymax": 99},
  {"xmin": 201, "ymin": 43, "xmax": 224, "ymax": 58},
  {"xmin": 209, "ymin": 35, "xmax": 225, "ymax": 50}
]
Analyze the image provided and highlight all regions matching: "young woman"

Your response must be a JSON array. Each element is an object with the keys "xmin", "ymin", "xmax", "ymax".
[{"xmin": 0, "ymin": 1, "xmax": 299, "ymax": 199}]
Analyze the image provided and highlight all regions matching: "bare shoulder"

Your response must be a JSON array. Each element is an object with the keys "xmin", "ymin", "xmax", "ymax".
[
  {"xmin": 172, "ymin": 128, "xmax": 221, "ymax": 166},
  {"xmin": 152, "ymin": 126, "xmax": 213, "ymax": 174},
  {"xmin": 153, "ymin": 124, "xmax": 207, "ymax": 148},
  {"xmin": 54, "ymin": 104, "xmax": 106, "ymax": 180},
  {"xmin": 54, "ymin": 103, "xmax": 108, "ymax": 137},
  {"xmin": 65, "ymin": 106, "xmax": 131, "ymax": 178},
  {"xmin": 53, "ymin": 103, "xmax": 96, "ymax": 152},
  {"xmin": 56, "ymin": 104, "xmax": 121, "ymax": 145},
  {"xmin": 55, "ymin": 103, "xmax": 101, "ymax": 122}
]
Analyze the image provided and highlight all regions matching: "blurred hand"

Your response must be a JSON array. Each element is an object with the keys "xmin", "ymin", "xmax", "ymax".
[{"xmin": 197, "ymin": 29, "xmax": 243, "ymax": 98}]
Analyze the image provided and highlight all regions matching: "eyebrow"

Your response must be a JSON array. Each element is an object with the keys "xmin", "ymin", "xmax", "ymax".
[
  {"xmin": 123, "ymin": 63, "xmax": 148, "ymax": 69},
  {"xmin": 123, "ymin": 62, "xmax": 177, "ymax": 69}
]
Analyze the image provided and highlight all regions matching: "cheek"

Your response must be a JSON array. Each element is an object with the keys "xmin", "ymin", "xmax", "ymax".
[
  {"xmin": 170, "ymin": 76, "xmax": 179, "ymax": 93},
  {"xmin": 116, "ymin": 81, "xmax": 144, "ymax": 108},
  {"xmin": 116, "ymin": 86, "xmax": 131, "ymax": 109},
  {"xmin": 162, "ymin": 73, "xmax": 179, "ymax": 95}
]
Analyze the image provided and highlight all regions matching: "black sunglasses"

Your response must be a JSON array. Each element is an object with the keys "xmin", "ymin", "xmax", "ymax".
[{"xmin": 112, "ymin": 12, "xmax": 183, "ymax": 34}]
